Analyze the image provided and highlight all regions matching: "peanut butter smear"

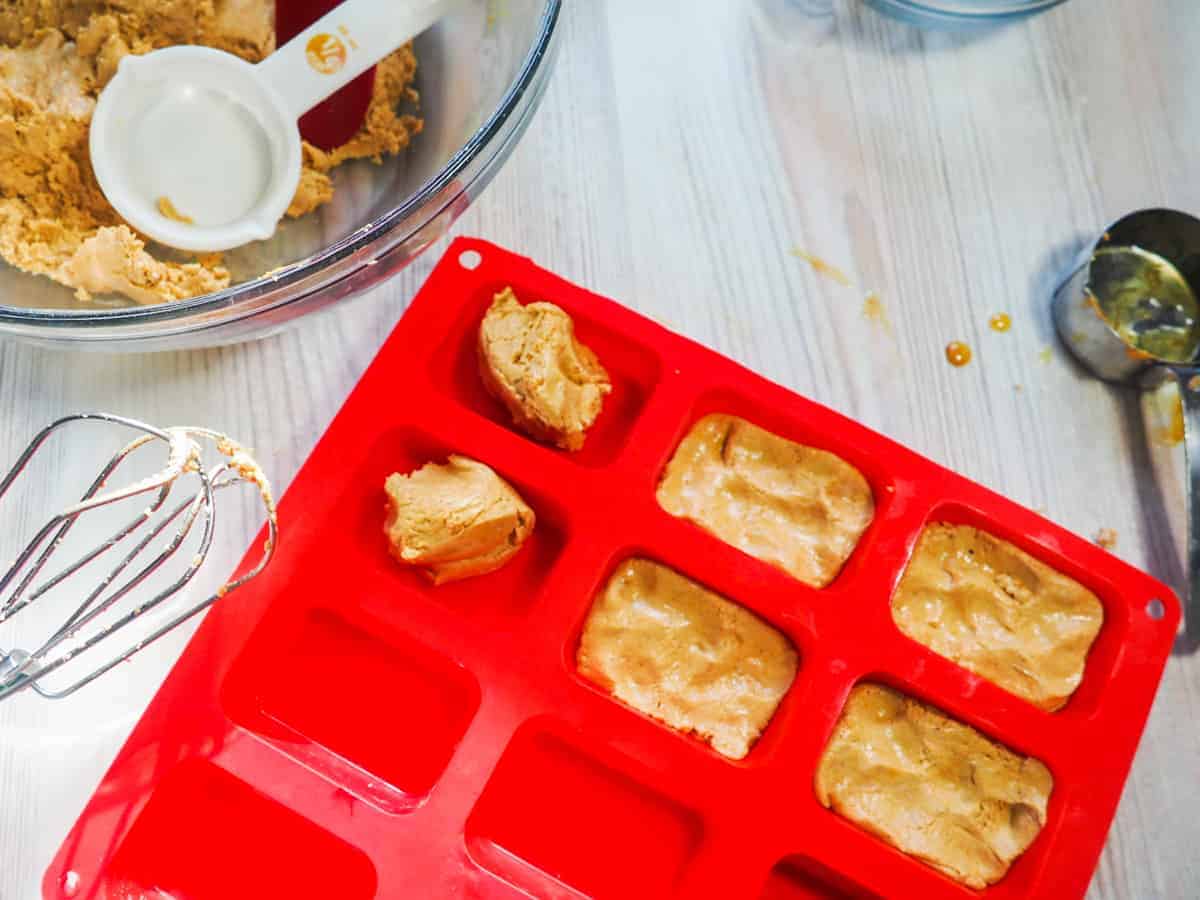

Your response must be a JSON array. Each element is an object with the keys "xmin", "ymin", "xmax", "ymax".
[
  {"xmin": 578, "ymin": 558, "xmax": 797, "ymax": 760},
  {"xmin": 1094, "ymin": 527, "xmax": 1118, "ymax": 551},
  {"xmin": 816, "ymin": 684, "xmax": 1053, "ymax": 889},
  {"xmin": 478, "ymin": 288, "xmax": 613, "ymax": 451},
  {"xmin": 891, "ymin": 523, "xmax": 1104, "ymax": 711},
  {"xmin": 656, "ymin": 414, "xmax": 874, "ymax": 588},
  {"xmin": 0, "ymin": 2, "xmax": 421, "ymax": 305},
  {"xmin": 383, "ymin": 455, "xmax": 535, "ymax": 585},
  {"xmin": 156, "ymin": 196, "xmax": 193, "ymax": 225}
]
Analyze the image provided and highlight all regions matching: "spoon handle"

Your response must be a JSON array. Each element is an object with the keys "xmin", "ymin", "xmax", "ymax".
[
  {"xmin": 258, "ymin": 0, "xmax": 456, "ymax": 121},
  {"xmin": 1174, "ymin": 368, "xmax": 1200, "ymax": 649},
  {"xmin": 276, "ymin": 0, "xmax": 377, "ymax": 149}
]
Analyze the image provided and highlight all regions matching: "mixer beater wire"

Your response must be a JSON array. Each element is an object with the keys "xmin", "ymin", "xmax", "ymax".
[{"xmin": 0, "ymin": 413, "xmax": 277, "ymax": 701}]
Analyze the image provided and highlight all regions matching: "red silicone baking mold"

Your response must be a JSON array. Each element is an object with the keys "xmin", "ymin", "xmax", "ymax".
[{"xmin": 45, "ymin": 238, "xmax": 1179, "ymax": 900}]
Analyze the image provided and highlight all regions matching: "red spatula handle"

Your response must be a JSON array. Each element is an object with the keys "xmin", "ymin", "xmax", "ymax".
[{"xmin": 276, "ymin": 0, "xmax": 376, "ymax": 151}]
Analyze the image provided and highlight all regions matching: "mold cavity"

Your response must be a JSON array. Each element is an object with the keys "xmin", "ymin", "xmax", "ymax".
[
  {"xmin": 102, "ymin": 760, "xmax": 377, "ymax": 900},
  {"xmin": 226, "ymin": 607, "xmax": 479, "ymax": 800},
  {"xmin": 346, "ymin": 426, "xmax": 570, "ymax": 621},
  {"xmin": 760, "ymin": 856, "xmax": 880, "ymax": 899},
  {"xmin": 428, "ymin": 284, "xmax": 663, "ymax": 468},
  {"xmin": 467, "ymin": 724, "xmax": 702, "ymax": 898}
]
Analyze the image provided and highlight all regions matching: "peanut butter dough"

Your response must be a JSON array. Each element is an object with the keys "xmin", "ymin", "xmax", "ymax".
[
  {"xmin": 577, "ymin": 557, "xmax": 798, "ymax": 760},
  {"xmin": 891, "ymin": 523, "xmax": 1104, "ymax": 711},
  {"xmin": 656, "ymin": 414, "xmax": 874, "ymax": 588},
  {"xmin": 816, "ymin": 684, "xmax": 1053, "ymax": 889},
  {"xmin": 478, "ymin": 288, "xmax": 612, "ymax": 451},
  {"xmin": 383, "ymin": 455, "xmax": 534, "ymax": 585},
  {"xmin": 0, "ymin": 1, "xmax": 421, "ymax": 305}
]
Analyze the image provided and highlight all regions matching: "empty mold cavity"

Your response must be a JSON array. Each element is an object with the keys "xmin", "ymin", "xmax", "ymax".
[
  {"xmin": 226, "ymin": 607, "xmax": 479, "ymax": 802},
  {"xmin": 101, "ymin": 760, "xmax": 376, "ymax": 900},
  {"xmin": 467, "ymin": 724, "xmax": 702, "ymax": 897},
  {"xmin": 428, "ymin": 281, "xmax": 663, "ymax": 467},
  {"xmin": 760, "ymin": 856, "xmax": 880, "ymax": 900}
]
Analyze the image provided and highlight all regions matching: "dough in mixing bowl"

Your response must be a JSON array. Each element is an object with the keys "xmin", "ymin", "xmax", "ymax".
[
  {"xmin": 383, "ymin": 455, "xmax": 535, "ymax": 584},
  {"xmin": 891, "ymin": 523, "xmax": 1104, "ymax": 711},
  {"xmin": 0, "ymin": 1, "xmax": 422, "ymax": 305},
  {"xmin": 816, "ymin": 683, "xmax": 1053, "ymax": 889},
  {"xmin": 477, "ymin": 288, "xmax": 612, "ymax": 451},
  {"xmin": 656, "ymin": 414, "xmax": 874, "ymax": 588},
  {"xmin": 577, "ymin": 557, "xmax": 798, "ymax": 760}
]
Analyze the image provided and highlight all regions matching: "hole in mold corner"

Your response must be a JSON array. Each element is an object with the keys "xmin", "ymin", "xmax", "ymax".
[
  {"xmin": 760, "ymin": 855, "xmax": 881, "ymax": 900},
  {"xmin": 60, "ymin": 871, "xmax": 80, "ymax": 898},
  {"xmin": 101, "ymin": 759, "xmax": 377, "ymax": 900},
  {"xmin": 1146, "ymin": 598, "xmax": 1166, "ymax": 620},
  {"xmin": 467, "ymin": 723, "xmax": 703, "ymax": 898},
  {"xmin": 427, "ymin": 280, "xmax": 664, "ymax": 468},
  {"xmin": 458, "ymin": 249, "xmax": 482, "ymax": 270}
]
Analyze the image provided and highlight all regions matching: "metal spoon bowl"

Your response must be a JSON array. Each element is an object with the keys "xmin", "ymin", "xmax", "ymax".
[{"xmin": 1053, "ymin": 207, "xmax": 1200, "ymax": 648}]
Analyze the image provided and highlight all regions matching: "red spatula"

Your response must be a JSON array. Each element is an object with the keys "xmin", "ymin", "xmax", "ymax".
[{"xmin": 276, "ymin": 0, "xmax": 376, "ymax": 150}]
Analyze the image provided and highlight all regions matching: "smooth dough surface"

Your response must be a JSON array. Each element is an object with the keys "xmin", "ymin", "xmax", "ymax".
[
  {"xmin": 383, "ymin": 455, "xmax": 534, "ymax": 584},
  {"xmin": 815, "ymin": 684, "xmax": 1053, "ymax": 889},
  {"xmin": 891, "ymin": 523, "xmax": 1104, "ymax": 711},
  {"xmin": 656, "ymin": 414, "xmax": 873, "ymax": 588},
  {"xmin": 477, "ymin": 287, "xmax": 612, "ymax": 451},
  {"xmin": 577, "ymin": 557, "xmax": 797, "ymax": 760}
]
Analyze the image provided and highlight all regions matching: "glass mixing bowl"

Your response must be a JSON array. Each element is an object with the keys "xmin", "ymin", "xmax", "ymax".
[
  {"xmin": 0, "ymin": 0, "xmax": 560, "ymax": 351},
  {"xmin": 866, "ymin": 0, "xmax": 1066, "ymax": 26}
]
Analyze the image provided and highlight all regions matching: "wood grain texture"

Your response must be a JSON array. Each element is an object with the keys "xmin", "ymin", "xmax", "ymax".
[{"xmin": 2, "ymin": 0, "xmax": 1198, "ymax": 897}]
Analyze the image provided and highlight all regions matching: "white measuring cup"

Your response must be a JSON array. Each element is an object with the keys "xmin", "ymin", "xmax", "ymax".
[{"xmin": 90, "ymin": 0, "xmax": 455, "ymax": 253}]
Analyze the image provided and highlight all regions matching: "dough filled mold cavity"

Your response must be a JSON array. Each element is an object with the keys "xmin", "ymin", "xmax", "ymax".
[
  {"xmin": 383, "ymin": 455, "xmax": 534, "ymax": 585},
  {"xmin": 816, "ymin": 683, "xmax": 1053, "ymax": 889},
  {"xmin": 891, "ymin": 523, "xmax": 1104, "ymax": 711},
  {"xmin": 656, "ymin": 414, "xmax": 874, "ymax": 588},
  {"xmin": 577, "ymin": 557, "xmax": 798, "ymax": 760},
  {"xmin": 478, "ymin": 287, "xmax": 612, "ymax": 451}
]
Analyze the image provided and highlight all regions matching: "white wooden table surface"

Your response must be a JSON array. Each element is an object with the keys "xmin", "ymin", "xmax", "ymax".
[{"xmin": 2, "ymin": 1, "xmax": 1199, "ymax": 897}]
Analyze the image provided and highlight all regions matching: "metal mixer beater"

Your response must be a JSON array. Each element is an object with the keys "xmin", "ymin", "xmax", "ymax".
[{"xmin": 0, "ymin": 413, "xmax": 277, "ymax": 701}]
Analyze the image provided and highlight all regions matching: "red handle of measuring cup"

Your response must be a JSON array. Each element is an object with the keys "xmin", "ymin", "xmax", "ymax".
[{"xmin": 276, "ymin": 0, "xmax": 376, "ymax": 150}]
